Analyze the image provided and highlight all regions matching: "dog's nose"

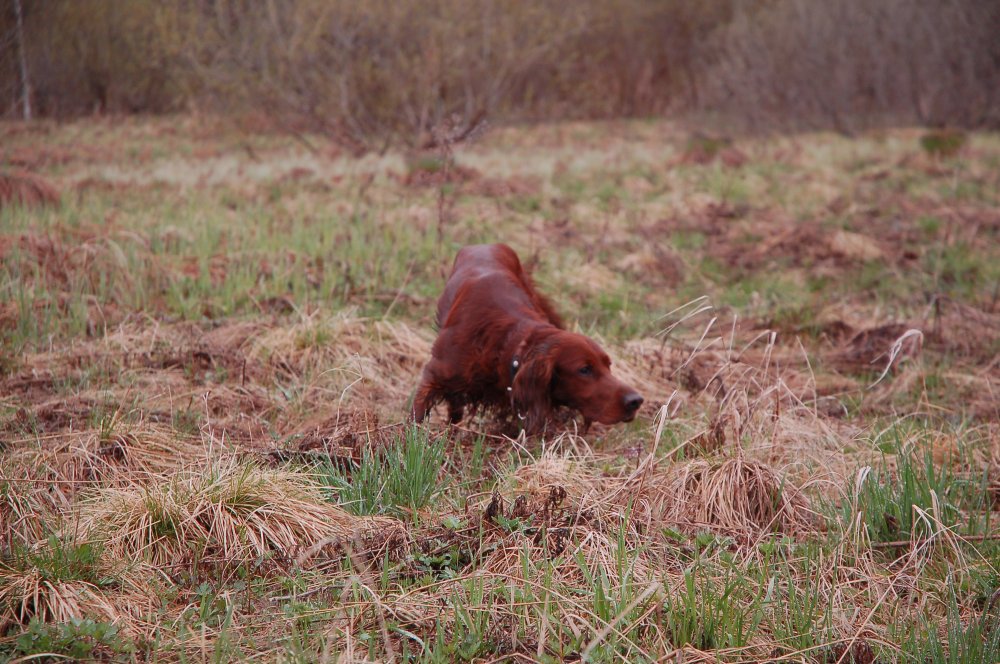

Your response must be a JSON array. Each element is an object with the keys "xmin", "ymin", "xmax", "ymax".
[{"xmin": 623, "ymin": 393, "xmax": 644, "ymax": 413}]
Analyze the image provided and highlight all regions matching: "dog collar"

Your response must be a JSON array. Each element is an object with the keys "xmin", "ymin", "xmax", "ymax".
[
  {"xmin": 507, "ymin": 358, "xmax": 520, "ymax": 392},
  {"xmin": 509, "ymin": 357, "xmax": 526, "ymax": 421}
]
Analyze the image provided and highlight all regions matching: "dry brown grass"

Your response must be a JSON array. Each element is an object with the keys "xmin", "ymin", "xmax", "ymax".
[
  {"xmin": 5, "ymin": 420, "xmax": 208, "ymax": 494},
  {"xmin": 0, "ymin": 468, "xmax": 54, "ymax": 553},
  {"xmin": 635, "ymin": 455, "xmax": 812, "ymax": 537},
  {"xmin": 75, "ymin": 460, "xmax": 406, "ymax": 570},
  {"xmin": 0, "ymin": 570, "xmax": 122, "ymax": 632},
  {"xmin": 0, "ymin": 546, "xmax": 155, "ymax": 637},
  {"xmin": 0, "ymin": 171, "xmax": 60, "ymax": 210}
]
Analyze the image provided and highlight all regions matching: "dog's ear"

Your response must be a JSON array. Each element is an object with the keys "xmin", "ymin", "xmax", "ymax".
[{"xmin": 511, "ymin": 349, "xmax": 555, "ymax": 433}]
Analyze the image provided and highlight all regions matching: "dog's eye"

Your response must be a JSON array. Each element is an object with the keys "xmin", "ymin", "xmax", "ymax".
[{"xmin": 578, "ymin": 366, "xmax": 593, "ymax": 376}]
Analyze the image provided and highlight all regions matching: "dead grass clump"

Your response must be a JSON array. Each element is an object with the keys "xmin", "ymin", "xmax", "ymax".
[
  {"xmin": 7, "ymin": 394, "xmax": 95, "ymax": 434},
  {"xmin": 507, "ymin": 452, "xmax": 601, "ymax": 504},
  {"xmin": 199, "ymin": 320, "xmax": 263, "ymax": 355},
  {"xmin": 5, "ymin": 421, "xmax": 208, "ymax": 505},
  {"xmin": 0, "ymin": 568, "xmax": 122, "ymax": 632},
  {"xmin": 13, "ymin": 231, "xmax": 172, "ymax": 306},
  {"xmin": 724, "ymin": 223, "xmax": 888, "ymax": 272},
  {"xmin": 638, "ymin": 456, "xmax": 812, "ymax": 536},
  {"xmin": 675, "ymin": 134, "xmax": 747, "ymax": 168},
  {"xmin": 0, "ymin": 170, "xmax": 60, "ymax": 209},
  {"xmin": 75, "ymin": 461, "xmax": 404, "ymax": 570},
  {"xmin": 828, "ymin": 230, "xmax": 886, "ymax": 262},
  {"xmin": 191, "ymin": 384, "xmax": 276, "ymax": 446},
  {"xmin": 0, "ymin": 535, "xmax": 152, "ymax": 635},
  {"xmin": 247, "ymin": 313, "xmax": 432, "ymax": 406},
  {"xmin": 99, "ymin": 319, "xmax": 199, "ymax": 359},
  {"xmin": 13, "ymin": 233, "xmax": 74, "ymax": 288},
  {"xmin": 0, "ymin": 470, "xmax": 54, "ymax": 552},
  {"xmin": 615, "ymin": 246, "xmax": 685, "ymax": 287}
]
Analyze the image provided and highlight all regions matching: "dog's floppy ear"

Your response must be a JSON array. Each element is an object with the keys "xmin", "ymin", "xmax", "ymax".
[{"xmin": 511, "ymin": 347, "xmax": 556, "ymax": 433}]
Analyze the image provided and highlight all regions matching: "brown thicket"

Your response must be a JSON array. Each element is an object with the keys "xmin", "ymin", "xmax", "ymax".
[
  {"xmin": 699, "ymin": 0, "xmax": 1000, "ymax": 133},
  {"xmin": 1, "ymin": 0, "xmax": 997, "ymax": 144}
]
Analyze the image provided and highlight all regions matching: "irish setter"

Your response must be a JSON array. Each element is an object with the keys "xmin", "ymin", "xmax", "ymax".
[{"xmin": 413, "ymin": 244, "xmax": 643, "ymax": 433}]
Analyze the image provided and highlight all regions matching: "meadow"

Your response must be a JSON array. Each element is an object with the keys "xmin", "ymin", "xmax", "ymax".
[{"xmin": 1, "ymin": 116, "xmax": 999, "ymax": 662}]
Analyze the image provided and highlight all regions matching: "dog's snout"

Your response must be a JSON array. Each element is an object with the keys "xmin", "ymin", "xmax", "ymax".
[{"xmin": 623, "ymin": 393, "xmax": 644, "ymax": 413}]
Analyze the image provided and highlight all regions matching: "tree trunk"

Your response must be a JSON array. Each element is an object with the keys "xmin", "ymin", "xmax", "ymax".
[{"xmin": 13, "ymin": 0, "xmax": 32, "ymax": 120}]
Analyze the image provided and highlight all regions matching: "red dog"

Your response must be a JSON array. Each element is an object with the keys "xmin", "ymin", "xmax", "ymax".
[{"xmin": 413, "ymin": 244, "xmax": 643, "ymax": 433}]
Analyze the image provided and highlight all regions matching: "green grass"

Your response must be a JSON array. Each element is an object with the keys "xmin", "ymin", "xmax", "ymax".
[
  {"xmin": 661, "ymin": 561, "xmax": 765, "ymax": 651},
  {"xmin": 5, "ymin": 536, "xmax": 105, "ymax": 585},
  {"xmin": 901, "ymin": 582, "xmax": 1000, "ymax": 664},
  {"xmin": 836, "ymin": 429, "xmax": 960, "ymax": 544},
  {"xmin": 317, "ymin": 426, "xmax": 448, "ymax": 518},
  {"xmin": 6, "ymin": 618, "xmax": 134, "ymax": 661}
]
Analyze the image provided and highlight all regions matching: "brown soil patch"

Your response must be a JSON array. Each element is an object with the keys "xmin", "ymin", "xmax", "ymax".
[
  {"xmin": 829, "ymin": 323, "xmax": 921, "ymax": 374},
  {"xmin": 721, "ymin": 221, "xmax": 891, "ymax": 272}
]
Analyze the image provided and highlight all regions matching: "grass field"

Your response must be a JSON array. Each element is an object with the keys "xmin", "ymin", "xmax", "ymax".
[{"xmin": 1, "ymin": 116, "xmax": 999, "ymax": 662}]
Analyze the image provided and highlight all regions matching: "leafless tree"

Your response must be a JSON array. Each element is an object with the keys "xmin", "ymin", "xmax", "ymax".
[{"xmin": 12, "ymin": 0, "xmax": 30, "ymax": 119}]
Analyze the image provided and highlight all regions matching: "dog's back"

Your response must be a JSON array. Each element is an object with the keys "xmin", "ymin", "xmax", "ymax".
[{"xmin": 437, "ymin": 244, "xmax": 563, "ymax": 329}]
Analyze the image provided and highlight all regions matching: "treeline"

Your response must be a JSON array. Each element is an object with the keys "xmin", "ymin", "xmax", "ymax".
[{"xmin": 2, "ymin": 0, "xmax": 998, "ymax": 147}]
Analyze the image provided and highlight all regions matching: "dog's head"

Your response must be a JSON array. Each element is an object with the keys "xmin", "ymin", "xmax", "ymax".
[{"xmin": 512, "ymin": 329, "xmax": 643, "ymax": 431}]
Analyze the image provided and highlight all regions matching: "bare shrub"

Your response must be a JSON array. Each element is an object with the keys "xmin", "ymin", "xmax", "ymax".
[
  {"xmin": 6, "ymin": 0, "xmax": 185, "ymax": 116},
  {"xmin": 3, "ymin": 1, "xmax": 996, "ymax": 138},
  {"xmin": 178, "ymin": 0, "xmax": 590, "ymax": 149},
  {"xmin": 700, "ymin": 0, "xmax": 1000, "ymax": 132},
  {"xmin": 1, "ymin": 1, "xmax": 729, "ymax": 146}
]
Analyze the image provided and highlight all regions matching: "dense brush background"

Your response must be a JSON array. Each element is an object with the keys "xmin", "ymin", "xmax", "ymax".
[{"xmin": 3, "ymin": 0, "xmax": 1000, "ymax": 140}]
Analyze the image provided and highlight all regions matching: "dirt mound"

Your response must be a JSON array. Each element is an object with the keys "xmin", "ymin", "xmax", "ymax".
[
  {"xmin": 926, "ymin": 297, "xmax": 1000, "ymax": 361},
  {"xmin": 724, "ymin": 222, "xmax": 889, "ymax": 271}
]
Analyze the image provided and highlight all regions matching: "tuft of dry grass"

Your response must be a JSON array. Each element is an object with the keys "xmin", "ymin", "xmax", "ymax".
[
  {"xmin": 633, "ymin": 455, "xmax": 813, "ymax": 537},
  {"xmin": 7, "ymin": 420, "xmax": 207, "ymax": 487},
  {"xmin": 75, "ymin": 460, "xmax": 406, "ymax": 569},
  {"xmin": 0, "ymin": 569, "xmax": 121, "ymax": 632},
  {"xmin": 246, "ymin": 312, "xmax": 432, "ymax": 410},
  {"xmin": 0, "ymin": 468, "xmax": 54, "ymax": 552}
]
